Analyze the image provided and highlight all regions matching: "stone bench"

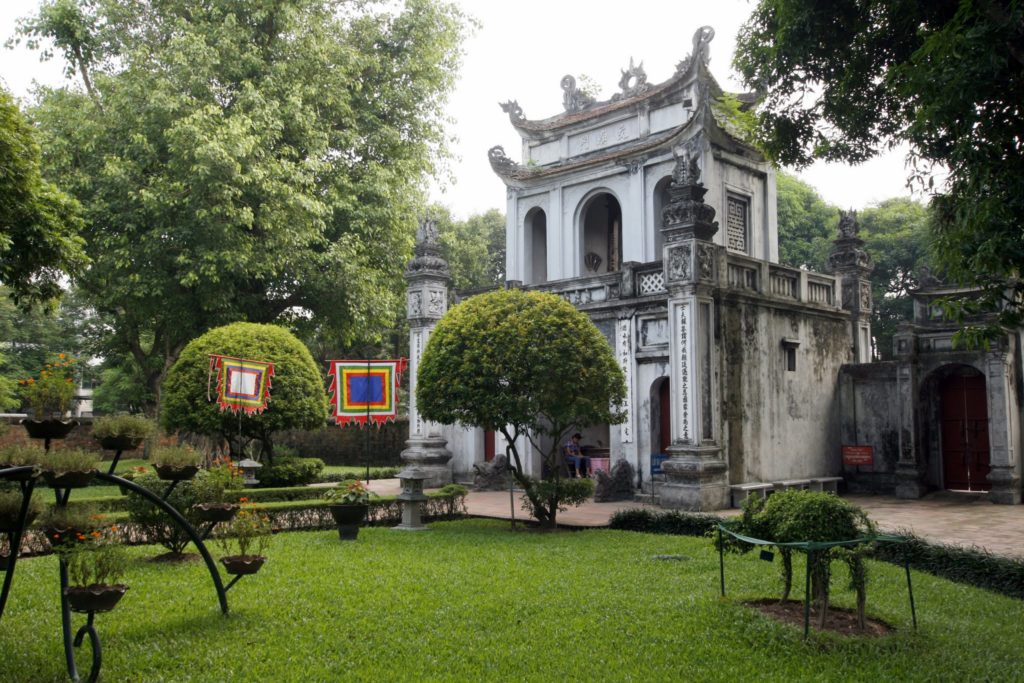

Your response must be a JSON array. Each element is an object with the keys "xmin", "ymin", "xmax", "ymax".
[
  {"xmin": 772, "ymin": 479, "xmax": 812, "ymax": 492},
  {"xmin": 810, "ymin": 476, "xmax": 842, "ymax": 493},
  {"xmin": 730, "ymin": 482, "xmax": 773, "ymax": 508}
]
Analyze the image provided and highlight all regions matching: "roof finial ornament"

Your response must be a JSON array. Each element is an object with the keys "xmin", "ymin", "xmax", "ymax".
[
  {"xmin": 671, "ymin": 148, "xmax": 702, "ymax": 186},
  {"xmin": 499, "ymin": 100, "xmax": 525, "ymax": 124},
  {"xmin": 612, "ymin": 58, "xmax": 650, "ymax": 101},
  {"xmin": 837, "ymin": 209, "xmax": 859, "ymax": 239},
  {"xmin": 561, "ymin": 75, "xmax": 596, "ymax": 113},
  {"xmin": 675, "ymin": 26, "xmax": 716, "ymax": 74}
]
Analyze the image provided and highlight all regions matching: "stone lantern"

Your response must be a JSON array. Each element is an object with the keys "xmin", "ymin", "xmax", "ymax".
[
  {"xmin": 393, "ymin": 467, "xmax": 429, "ymax": 531},
  {"xmin": 236, "ymin": 458, "xmax": 262, "ymax": 488}
]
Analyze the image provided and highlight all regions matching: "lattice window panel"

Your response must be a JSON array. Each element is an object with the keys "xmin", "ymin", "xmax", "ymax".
[
  {"xmin": 638, "ymin": 271, "xmax": 665, "ymax": 295},
  {"xmin": 727, "ymin": 195, "xmax": 748, "ymax": 253}
]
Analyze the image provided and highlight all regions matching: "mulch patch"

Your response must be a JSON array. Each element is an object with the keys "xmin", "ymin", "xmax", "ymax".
[
  {"xmin": 745, "ymin": 599, "xmax": 893, "ymax": 637},
  {"xmin": 150, "ymin": 552, "xmax": 201, "ymax": 564}
]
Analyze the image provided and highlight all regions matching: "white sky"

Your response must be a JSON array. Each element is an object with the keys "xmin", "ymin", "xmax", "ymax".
[{"xmin": 1, "ymin": 0, "xmax": 920, "ymax": 220}]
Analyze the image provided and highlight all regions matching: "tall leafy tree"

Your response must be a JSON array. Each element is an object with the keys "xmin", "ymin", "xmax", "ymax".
[
  {"xmin": 427, "ymin": 205, "xmax": 506, "ymax": 291},
  {"xmin": 776, "ymin": 172, "xmax": 838, "ymax": 271},
  {"xmin": 859, "ymin": 198, "xmax": 931, "ymax": 359},
  {"xmin": 18, "ymin": 0, "xmax": 467, "ymax": 411},
  {"xmin": 417, "ymin": 289, "xmax": 626, "ymax": 527},
  {"xmin": 0, "ymin": 86, "xmax": 85, "ymax": 307},
  {"xmin": 735, "ymin": 0, "xmax": 1024, "ymax": 342}
]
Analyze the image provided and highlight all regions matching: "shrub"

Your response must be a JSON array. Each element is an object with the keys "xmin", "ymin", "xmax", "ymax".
[
  {"xmin": 521, "ymin": 477, "xmax": 595, "ymax": 518},
  {"xmin": 0, "ymin": 444, "xmax": 43, "ymax": 467},
  {"xmin": 18, "ymin": 354, "xmax": 77, "ymax": 417},
  {"xmin": 92, "ymin": 414, "xmax": 156, "ymax": 441},
  {"xmin": 161, "ymin": 323, "xmax": 328, "ymax": 461},
  {"xmin": 260, "ymin": 457, "xmax": 325, "ymax": 487},
  {"xmin": 37, "ymin": 448, "xmax": 97, "ymax": 473},
  {"xmin": 871, "ymin": 532, "xmax": 1024, "ymax": 601},
  {"xmin": 124, "ymin": 470, "xmax": 233, "ymax": 555},
  {"xmin": 608, "ymin": 508, "xmax": 721, "ymax": 536},
  {"xmin": 0, "ymin": 490, "xmax": 43, "ymax": 528},
  {"xmin": 150, "ymin": 445, "xmax": 202, "ymax": 468},
  {"xmin": 322, "ymin": 480, "xmax": 375, "ymax": 505}
]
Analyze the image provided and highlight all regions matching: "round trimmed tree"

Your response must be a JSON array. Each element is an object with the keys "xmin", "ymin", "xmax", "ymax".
[
  {"xmin": 161, "ymin": 322, "xmax": 327, "ymax": 461},
  {"xmin": 417, "ymin": 289, "xmax": 626, "ymax": 527}
]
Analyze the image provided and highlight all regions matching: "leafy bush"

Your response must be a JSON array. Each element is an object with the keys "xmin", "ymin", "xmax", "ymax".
[
  {"xmin": 0, "ymin": 490, "xmax": 43, "ymax": 527},
  {"xmin": 150, "ymin": 445, "xmax": 202, "ymax": 468},
  {"xmin": 322, "ymin": 479, "xmax": 374, "ymax": 505},
  {"xmin": 318, "ymin": 467, "xmax": 400, "ymax": 482},
  {"xmin": 56, "ymin": 525, "xmax": 129, "ymax": 587},
  {"xmin": 871, "ymin": 532, "xmax": 1024, "ymax": 601},
  {"xmin": 92, "ymin": 414, "xmax": 156, "ymax": 440},
  {"xmin": 18, "ymin": 354, "xmax": 77, "ymax": 417},
  {"xmin": 215, "ymin": 499, "xmax": 272, "ymax": 558},
  {"xmin": 719, "ymin": 491, "xmax": 876, "ymax": 629},
  {"xmin": 608, "ymin": 508, "xmax": 721, "ymax": 536},
  {"xmin": 0, "ymin": 443, "xmax": 43, "ymax": 467},
  {"xmin": 38, "ymin": 448, "xmax": 97, "ymax": 473},
  {"xmin": 161, "ymin": 322, "xmax": 328, "ymax": 460},
  {"xmin": 124, "ymin": 470, "xmax": 236, "ymax": 555},
  {"xmin": 521, "ymin": 477, "xmax": 595, "ymax": 518},
  {"xmin": 259, "ymin": 457, "xmax": 324, "ymax": 487}
]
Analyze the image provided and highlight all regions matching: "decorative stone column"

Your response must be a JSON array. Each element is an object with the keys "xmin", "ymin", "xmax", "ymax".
[
  {"xmin": 657, "ymin": 148, "xmax": 729, "ymax": 510},
  {"xmin": 828, "ymin": 211, "xmax": 874, "ymax": 363},
  {"xmin": 892, "ymin": 322, "xmax": 927, "ymax": 498},
  {"xmin": 402, "ymin": 219, "xmax": 453, "ymax": 487},
  {"xmin": 985, "ymin": 346, "xmax": 1021, "ymax": 504}
]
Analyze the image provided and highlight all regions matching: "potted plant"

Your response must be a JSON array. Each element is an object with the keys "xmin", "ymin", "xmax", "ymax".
[
  {"xmin": 192, "ymin": 458, "xmax": 245, "ymax": 523},
  {"xmin": 323, "ymin": 480, "xmax": 376, "ymax": 541},
  {"xmin": 215, "ymin": 498, "xmax": 271, "ymax": 575},
  {"xmin": 37, "ymin": 448, "xmax": 98, "ymax": 489},
  {"xmin": 57, "ymin": 526, "xmax": 129, "ymax": 613},
  {"xmin": 0, "ymin": 444, "xmax": 42, "ymax": 480},
  {"xmin": 18, "ymin": 354, "xmax": 80, "ymax": 439},
  {"xmin": 0, "ymin": 490, "xmax": 43, "ymax": 532},
  {"xmin": 92, "ymin": 414, "xmax": 155, "ymax": 452},
  {"xmin": 40, "ymin": 504, "xmax": 104, "ymax": 546},
  {"xmin": 151, "ymin": 445, "xmax": 202, "ymax": 481}
]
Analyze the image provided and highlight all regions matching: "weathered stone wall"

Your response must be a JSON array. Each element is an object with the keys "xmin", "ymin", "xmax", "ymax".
[
  {"xmin": 719, "ymin": 297, "xmax": 850, "ymax": 483},
  {"xmin": 837, "ymin": 362, "xmax": 902, "ymax": 493}
]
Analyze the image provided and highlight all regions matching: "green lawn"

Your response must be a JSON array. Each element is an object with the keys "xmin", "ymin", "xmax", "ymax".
[{"xmin": 2, "ymin": 520, "xmax": 1023, "ymax": 681}]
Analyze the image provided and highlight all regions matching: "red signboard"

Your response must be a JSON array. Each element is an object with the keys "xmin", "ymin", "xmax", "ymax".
[{"xmin": 842, "ymin": 445, "xmax": 874, "ymax": 466}]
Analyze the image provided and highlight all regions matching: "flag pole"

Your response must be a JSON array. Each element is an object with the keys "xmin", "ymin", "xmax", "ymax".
[{"xmin": 365, "ymin": 358, "xmax": 371, "ymax": 485}]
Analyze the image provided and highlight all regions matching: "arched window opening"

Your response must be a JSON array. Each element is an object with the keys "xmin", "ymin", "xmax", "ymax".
[{"xmin": 580, "ymin": 193, "xmax": 622, "ymax": 275}]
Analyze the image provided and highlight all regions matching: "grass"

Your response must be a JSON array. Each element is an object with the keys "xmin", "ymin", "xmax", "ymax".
[{"xmin": 2, "ymin": 520, "xmax": 1023, "ymax": 681}]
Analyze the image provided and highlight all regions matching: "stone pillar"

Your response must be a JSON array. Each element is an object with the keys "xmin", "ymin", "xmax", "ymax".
[
  {"xmin": 401, "ymin": 219, "xmax": 453, "ymax": 487},
  {"xmin": 656, "ymin": 147, "xmax": 729, "ymax": 510},
  {"xmin": 828, "ymin": 210, "xmax": 874, "ymax": 363},
  {"xmin": 985, "ymin": 347, "xmax": 1021, "ymax": 504}
]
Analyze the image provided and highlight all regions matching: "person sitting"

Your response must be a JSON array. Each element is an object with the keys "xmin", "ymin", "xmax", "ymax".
[{"xmin": 562, "ymin": 432, "xmax": 590, "ymax": 478}]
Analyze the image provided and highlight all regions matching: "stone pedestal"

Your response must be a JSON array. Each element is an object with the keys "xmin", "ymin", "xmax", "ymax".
[
  {"xmin": 894, "ymin": 464, "xmax": 928, "ymax": 499},
  {"xmin": 988, "ymin": 466, "xmax": 1022, "ymax": 505},
  {"xmin": 658, "ymin": 445, "xmax": 729, "ymax": 510},
  {"xmin": 400, "ymin": 436, "xmax": 452, "ymax": 488}
]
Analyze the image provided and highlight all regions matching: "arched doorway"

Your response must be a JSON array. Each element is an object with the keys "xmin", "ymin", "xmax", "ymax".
[
  {"xmin": 651, "ymin": 176, "xmax": 672, "ymax": 260},
  {"xmin": 580, "ymin": 192, "xmax": 622, "ymax": 275},
  {"xmin": 524, "ymin": 208, "xmax": 547, "ymax": 284},
  {"xmin": 650, "ymin": 377, "xmax": 670, "ymax": 475},
  {"xmin": 938, "ymin": 367, "xmax": 991, "ymax": 491}
]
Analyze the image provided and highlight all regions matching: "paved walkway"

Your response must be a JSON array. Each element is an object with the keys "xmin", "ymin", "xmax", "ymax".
[{"xmin": 364, "ymin": 479, "xmax": 1024, "ymax": 559}]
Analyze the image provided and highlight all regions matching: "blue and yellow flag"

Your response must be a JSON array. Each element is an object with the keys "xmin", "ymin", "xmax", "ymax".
[{"xmin": 328, "ymin": 359, "xmax": 406, "ymax": 426}]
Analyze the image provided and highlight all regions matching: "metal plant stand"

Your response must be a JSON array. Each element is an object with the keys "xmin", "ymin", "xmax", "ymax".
[{"xmin": 0, "ymin": 466, "xmax": 249, "ymax": 682}]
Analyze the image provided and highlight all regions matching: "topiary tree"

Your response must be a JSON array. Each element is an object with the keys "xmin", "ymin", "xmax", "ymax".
[
  {"xmin": 417, "ymin": 289, "xmax": 626, "ymax": 527},
  {"xmin": 720, "ymin": 491, "xmax": 877, "ymax": 630},
  {"xmin": 161, "ymin": 323, "xmax": 328, "ymax": 462}
]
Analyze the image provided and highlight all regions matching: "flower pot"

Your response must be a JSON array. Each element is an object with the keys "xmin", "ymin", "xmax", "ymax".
[
  {"xmin": 64, "ymin": 584, "xmax": 128, "ymax": 613},
  {"xmin": 42, "ymin": 469, "xmax": 97, "ymax": 489},
  {"xmin": 44, "ymin": 526, "xmax": 94, "ymax": 547},
  {"xmin": 97, "ymin": 435, "xmax": 144, "ymax": 452},
  {"xmin": 21, "ymin": 418, "xmax": 79, "ymax": 441},
  {"xmin": 220, "ymin": 555, "xmax": 266, "ymax": 575},
  {"xmin": 192, "ymin": 502, "xmax": 240, "ymax": 523},
  {"xmin": 153, "ymin": 464, "xmax": 199, "ymax": 481},
  {"xmin": 328, "ymin": 504, "xmax": 368, "ymax": 541}
]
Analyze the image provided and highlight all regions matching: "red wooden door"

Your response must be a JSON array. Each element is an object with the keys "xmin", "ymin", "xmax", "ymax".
[
  {"xmin": 484, "ymin": 430, "xmax": 495, "ymax": 462},
  {"xmin": 940, "ymin": 373, "xmax": 990, "ymax": 491},
  {"xmin": 658, "ymin": 379, "xmax": 671, "ymax": 453}
]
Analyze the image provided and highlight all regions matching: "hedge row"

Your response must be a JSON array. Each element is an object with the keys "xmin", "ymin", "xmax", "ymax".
[
  {"xmin": 609, "ymin": 507, "xmax": 1024, "ymax": 601},
  {"xmin": 870, "ymin": 532, "xmax": 1024, "ymax": 601}
]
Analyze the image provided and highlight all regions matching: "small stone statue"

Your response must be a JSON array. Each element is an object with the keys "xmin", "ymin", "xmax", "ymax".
[
  {"xmin": 594, "ymin": 460, "xmax": 636, "ymax": 502},
  {"xmin": 473, "ymin": 454, "xmax": 510, "ymax": 491}
]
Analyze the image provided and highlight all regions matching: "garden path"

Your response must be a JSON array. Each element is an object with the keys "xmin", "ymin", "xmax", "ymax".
[{"xmin": 362, "ymin": 479, "xmax": 1024, "ymax": 559}]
